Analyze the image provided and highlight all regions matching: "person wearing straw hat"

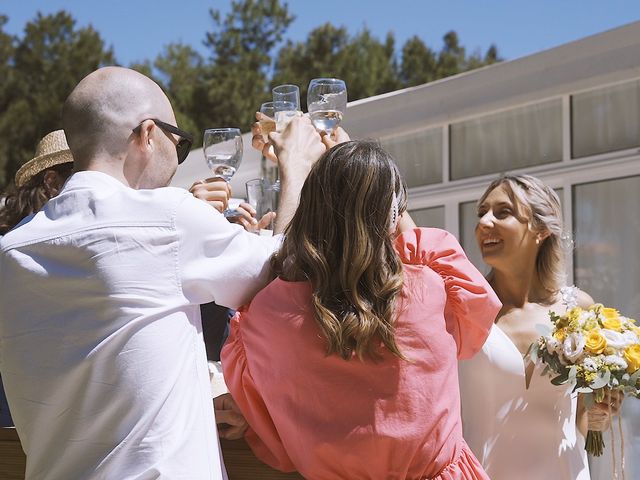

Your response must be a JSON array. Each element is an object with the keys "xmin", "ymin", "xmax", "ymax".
[
  {"xmin": 0, "ymin": 66, "xmax": 324, "ymax": 480},
  {"xmin": 0, "ymin": 130, "xmax": 74, "ymax": 236},
  {"xmin": 0, "ymin": 129, "xmax": 74, "ymax": 430}
]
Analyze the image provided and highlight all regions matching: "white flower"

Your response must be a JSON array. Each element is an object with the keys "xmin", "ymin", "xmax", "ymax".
[
  {"xmin": 563, "ymin": 333, "xmax": 586, "ymax": 362},
  {"xmin": 622, "ymin": 330, "xmax": 639, "ymax": 345},
  {"xmin": 545, "ymin": 336, "xmax": 562, "ymax": 355},
  {"xmin": 604, "ymin": 355, "xmax": 628, "ymax": 371},
  {"xmin": 561, "ymin": 286, "xmax": 578, "ymax": 309},
  {"xmin": 582, "ymin": 357, "xmax": 598, "ymax": 372},
  {"xmin": 601, "ymin": 329, "xmax": 634, "ymax": 349},
  {"xmin": 579, "ymin": 311, "xmax": 595, "ymax": 327}
]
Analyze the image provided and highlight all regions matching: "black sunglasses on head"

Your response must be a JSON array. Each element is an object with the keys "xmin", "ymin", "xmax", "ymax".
[{"xmin": 133, "ymin": 118, "xmax": 194, "ymax": 165}]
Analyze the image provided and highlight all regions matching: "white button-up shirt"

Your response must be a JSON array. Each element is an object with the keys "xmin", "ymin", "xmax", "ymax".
[{"xmin": 0, "ymin": 171, "xmax": 279, "ymax": 480}]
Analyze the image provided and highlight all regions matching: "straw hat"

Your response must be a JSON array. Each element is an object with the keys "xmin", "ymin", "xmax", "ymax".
[{"xmin": 14, "ymin": 130, "xmax": 74, "ymax": 188}]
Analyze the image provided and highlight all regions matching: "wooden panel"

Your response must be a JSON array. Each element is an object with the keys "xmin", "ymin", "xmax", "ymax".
[
  {"xmin": 0, "ymin": 429, "xmax": 302, "ymax": 480},
  {"xmin": 0, "ymin": 428, "xmax": 25, "ymax": 480},
  {"xmin": 220, "ymin": 438, "xmax": 304, "ymax": 480}
]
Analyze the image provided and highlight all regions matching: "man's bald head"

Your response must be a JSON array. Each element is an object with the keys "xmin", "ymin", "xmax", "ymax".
[{"xmin": 62, "ymin": 67, "xmax": 175, "ymax": 168}]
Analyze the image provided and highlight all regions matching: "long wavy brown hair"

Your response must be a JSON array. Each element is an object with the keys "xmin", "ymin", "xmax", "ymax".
[
  {"xmin": 272, "ymin": 141, "xmax": 408, "ymax": 361},
  {"xmin": 0, "ymin": 163, "xmax": 74, "ymax": 235}
]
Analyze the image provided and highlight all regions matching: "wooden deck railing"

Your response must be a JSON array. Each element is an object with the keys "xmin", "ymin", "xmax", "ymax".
[{"xmin": 0, "ymin": 427, "xmax": 303, "ymax": 479}]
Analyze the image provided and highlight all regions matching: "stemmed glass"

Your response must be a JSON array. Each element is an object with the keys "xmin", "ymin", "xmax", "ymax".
[
  {"xmin": 272, "ymin": 84, "xmax": 301, "ymax": 132},
  {"xmin": 258, "ymin": 101, "xmax": 294, "ymax": 191},
  {"xmin": 203, "ymin": 127, "xmax": 243, "ymax": 217},
  {"xmin": 307, "ymin": 78, "xmax": 347, "ymax": 134}
]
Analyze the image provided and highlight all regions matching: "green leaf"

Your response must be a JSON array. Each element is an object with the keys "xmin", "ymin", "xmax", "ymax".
[
  {"xmin": 590, "ymin": 371, "xmax": 611, "ymax": 390},
  {"xmin": 582, "ymin": 392, "xmax": 595, "ymax": 409},
  {"xmin": 593, "ymin": 387, "xmax": 606, "ymax": 403},
  {"xmin": 551, "ymin": 371, "xmax": 569, "ymax": 385},
  {"xmin": 575, "ymin": 386, "xmax": 593, "ymax": 394}
]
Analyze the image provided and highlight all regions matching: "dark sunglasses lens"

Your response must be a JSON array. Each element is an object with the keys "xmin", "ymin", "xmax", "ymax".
[{"xmin": 176, "ymin": 140, "xmax": 190, "ymax": 164}]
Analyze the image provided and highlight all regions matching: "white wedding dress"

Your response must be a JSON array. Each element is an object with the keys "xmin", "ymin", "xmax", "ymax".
[{"xmin": 459, "ymin": 324, "xmax": 590, "ymax": 480}]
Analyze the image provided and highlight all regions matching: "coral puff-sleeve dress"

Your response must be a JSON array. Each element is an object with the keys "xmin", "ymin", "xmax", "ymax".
[{"xmin": 221, "ymin": 228, "xmax": 502, "ymax": 480}]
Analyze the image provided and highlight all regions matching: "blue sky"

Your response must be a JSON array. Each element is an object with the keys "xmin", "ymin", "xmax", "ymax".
[{"xmin": 3, "ymin": 1, "xmax": 640, "ymax": 66}]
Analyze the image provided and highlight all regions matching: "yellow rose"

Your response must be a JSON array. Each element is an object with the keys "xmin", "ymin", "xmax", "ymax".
[
  {"xmin": 632, "ymin": 326, "xmax": 640, "ymax": 337},
  {"xmin": 585, "ymin": 331, "xmax": 607, "ymax": 354},
  {"xmin": 602, "ymin": 307, "xmax": 620, "ymax": 320},
  {"xmin": 553, "ymin": 328, "xmax": 567, "ymax": 342},
  {"xmin": 623, "ymin": 344, "xmax": 640, "ymax": 373},
  {"xmin": 602, "ymin": 317, "xmax": 623, "ymax": 332}
]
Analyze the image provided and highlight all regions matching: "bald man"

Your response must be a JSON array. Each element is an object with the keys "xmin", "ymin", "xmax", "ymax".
[{"xmin": 0, "ymin": 67, "xmax": 325, "ymax": 479}]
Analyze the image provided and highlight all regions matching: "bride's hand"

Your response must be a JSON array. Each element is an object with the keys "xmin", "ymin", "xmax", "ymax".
[{"xmin": 587, "ymin": 390, "xmax": 624, "ymax": 431}]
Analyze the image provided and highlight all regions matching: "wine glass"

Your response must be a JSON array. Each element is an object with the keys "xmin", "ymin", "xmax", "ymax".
[
  {"xmin": 203, "ymin": 128, "xmax": 243, "ymax": 217},
  {"xmin": 258, "ymin": 100, "xmax": 288, "ymax": 142},
  {"xmin": 307, "ymin": 78, "xmax": 347, "ymax": 134},
  {"xmin": 259, "ymin": 101, "xmax": 294, "ymax": 191},
  {"xmin": 272, "ymin": 84, "xmax": 301, "ymax": 132}
]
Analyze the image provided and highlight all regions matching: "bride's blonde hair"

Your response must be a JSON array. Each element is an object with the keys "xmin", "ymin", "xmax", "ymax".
[{"xmin": 478, "ymin": 174, "xmax": 566, "ymax": 293}]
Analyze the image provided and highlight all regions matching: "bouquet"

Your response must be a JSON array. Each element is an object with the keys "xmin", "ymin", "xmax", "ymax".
[{"xmin": 530, "ymin": 302, "xmax": 640, "ymax": 457}]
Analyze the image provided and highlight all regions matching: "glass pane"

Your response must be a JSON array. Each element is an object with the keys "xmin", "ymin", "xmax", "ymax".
[
  {"xmin": 573, "ymin": 175, "xmax": 640, "ymax": 319},
  {"xmin": 572, "ymin": 80, "xmax": 640, "ymax": 158},
  {"xmin": 450, "ymin": 99, "xmax": 563, "ymax": 180},
  {"xmin": 574, "ymin": 176, "xmax": 640, "ymax": 477},
  {"xmin": 458, "ymin": 201, "xmax": 490, "ymax": 276},
  {"xmin": 381, "ymin": 127, "xmax": 442, "ymax": 187},
  {"xmin": 409, "ymin": 206, "xmax": 445, "ymax": 229}
]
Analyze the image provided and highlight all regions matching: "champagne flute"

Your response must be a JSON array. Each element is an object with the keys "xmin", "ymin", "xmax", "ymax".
[
  {"xmin": 203, "ymin": 128, "xmax": 243, "ymax": 217},
  {"xmin": 307, "ymin": 78, "xmax": 347, "ymax": 134},
  {"xmin": 258, "ymin": 102, "xmax": 290, "ymax": 191},
  {"xmin": 272, "ymin": 84, "xmax": 301, "ymax": 132}
]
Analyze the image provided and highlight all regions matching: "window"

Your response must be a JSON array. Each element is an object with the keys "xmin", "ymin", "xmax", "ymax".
[
  {"xmin": 382, "ymin": 127, "xmax": 443, "ymax": 187},
  {"xmin": 573, "ymin": 175, "xmax": 640, "ymax": 318},
  {"xmin": 409, "ymin": 206, "xmax": 445, "ymax": 230},
  {"xmin": 571, "ymin": 80, "xmax": 640, "ymax": 158},
  {"xmin": 450, "ymin": 99, "xmax": 563, "ymax": 180},
  {"xmin": 458, "ymin": 200, "xmax": 490, "ymax": 275}
]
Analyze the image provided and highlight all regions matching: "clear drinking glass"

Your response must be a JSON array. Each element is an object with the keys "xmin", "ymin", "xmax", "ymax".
[
  {"xmin": 246, "ymin": 178, "xmax": 276, "ymax": 235},
  {"xmin": 259, "ymin": 101, "xmax": 292, "ymax": 191},
  {"xmin": 203, "ymin": 127, "xmax": 243, "ymax": 217},
  {"xmin": 259, "ymin": 101, "xmax": 286, "ymax": 140},
  {"xmin": 272, "ymin": 84, "xmax": 301, "ymax": 132},
  {"xmin": 307, "ymin": 78, "xmax": 347, "ymax": 134}
]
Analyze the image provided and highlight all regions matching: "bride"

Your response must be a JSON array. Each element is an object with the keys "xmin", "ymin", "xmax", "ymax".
[{"xmin": 458, "ymin": 174, "xmax": 622, "ymax": 480}]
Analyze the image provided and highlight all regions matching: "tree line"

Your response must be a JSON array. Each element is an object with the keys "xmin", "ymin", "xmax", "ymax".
[{"xmin": 0, "ymin": 0, "xmax": 500, "ymax": 188}]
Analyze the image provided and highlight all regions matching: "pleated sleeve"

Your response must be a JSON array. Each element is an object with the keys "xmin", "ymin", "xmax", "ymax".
[{"xmin": 396, "ymin": 228, "xmax": 501, "ymax": 359}]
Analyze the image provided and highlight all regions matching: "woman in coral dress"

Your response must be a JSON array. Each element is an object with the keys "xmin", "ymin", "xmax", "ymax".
[
  {"xmin": 458, "ymin": 174, "xmax": 622, "ymax": 480},
  {"xmin": 222, "ymin": 141, "xmax": 501, "ymax": 479}
]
